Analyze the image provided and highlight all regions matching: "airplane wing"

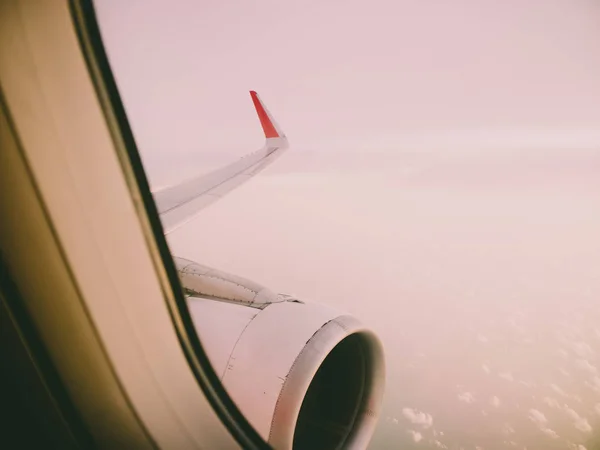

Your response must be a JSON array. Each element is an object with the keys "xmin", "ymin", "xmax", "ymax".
[{"xmin": 152, "ymin": 91, "xmax": 289, "ymax": 234}]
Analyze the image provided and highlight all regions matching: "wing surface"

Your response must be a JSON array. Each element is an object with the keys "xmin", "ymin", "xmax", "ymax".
[{"xmin": 153, "ymin": 91, "xmax": 288, "ymax": 234}]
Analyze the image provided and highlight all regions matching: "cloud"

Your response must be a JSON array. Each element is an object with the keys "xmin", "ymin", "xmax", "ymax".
[
  {"xmin": 575, "ymin": 419, "xmax": 592, "ymax": 433},
  {"xmin": 408, "ymin": 430, "xmax": 423, "ymax": 443},
  {"xmin": 528, "ymin": 409, "xmax": 548, "ymax": 427},
  {"xmin": 564, "ymin": 406, "xmax": 592, "ymax": 433},
  {"xmin": 458, "ymin": 392, "xmax": 476, "ymax": 404},
  {"xmin": 502, "ymin": 424, "xmax": 515, "ymax": 435},
  {"xmin": 490, "ymin": 396, "xmax": 501, "ymax": 407},
  {"xmin": 576, "ymin": 359, "xmax": 598, "ymax": 374},
  {"xmin": 477, "ymin": 333, "xmax": 489, "ymax": 343},
  {"xmin": 402, "ymin": 408, "xmax": 433, "ymax": 429},
  {"xmin": 543, "ymin": 397, "xmax": 560, "ymax": 408},
  {"xmin": 594, "ymin": 403, "xmax": 600, "ymax": 415},
  {"xmin": 585, "ymin": 375, "xmax": 600, "ymax": 392},
  {"xmin": 499, "ymin": 371, "xmax": 514, "ymax": 382},
  {"xmin": 528, "ymin": 409, "xmax": 560, "ymax": 440},
  {"xmin": 572, "ymin": 341, "xmax": 594, "ymax": 358},
  {"xmin": 559, "ymin": 368, "xmax": 570, "ymax": 377},
  {"xmin": 541, "ymin": 427, "xmax": 559, "ymax": 439},
  {"xmin": 550, "ymin": 383, "xmax": 569, "ymax": 398},
  {"xmin": 432, "ymin": 440, "xmax": 447, "ymax": 449},
  {"xmin": 482, "ymin": 364, "xmax": 491, "ymax": 374}
]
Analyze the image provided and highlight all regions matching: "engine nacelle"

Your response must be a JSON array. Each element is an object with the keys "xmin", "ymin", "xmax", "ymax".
[{"xmin": 177, "ymin": 258, "xmax": 385, "ymax": 450}]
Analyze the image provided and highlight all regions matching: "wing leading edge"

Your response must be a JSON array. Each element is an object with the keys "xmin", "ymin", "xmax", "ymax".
[{"xmin": 153, "ymin": 91, "xmax": 288, "ymax": 234}]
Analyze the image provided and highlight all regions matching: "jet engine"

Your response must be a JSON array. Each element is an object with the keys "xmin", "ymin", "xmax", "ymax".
[{"xmin": 176, "ymin": 257, "xmax": 386, "ymax": 450}]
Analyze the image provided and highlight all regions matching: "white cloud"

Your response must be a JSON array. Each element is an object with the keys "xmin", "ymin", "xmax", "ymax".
[
  {"xmin": 402, "ymin": 408, "xmax": 433, "ymax": 429},
  {"xmin": 528, "ymin": 409, "xmax": 548, "ymax": 427},
  {"xmin": 564, "ymin": 406, "xmax": 592, "ymax": 433},
  {"xmin": 559, "ymin": 368, "xmax": 570, "ymax": 377},
  {"xmin": 499, "ymin": 372, "xmax": 514, "ymax": 382},
  {"xmin": 502, "ymin": 424, "xmax": 515, "ymax": 435},
  {"xmin": 572, "ymin": 341, "xmax": 594, "ymax": 358},
  {"xmin": 528, "ymin": 409, "xmax": 558, "ymax": 440},
  {"xmin": 564, "ymin": 406, "xmax": 580, "ymax": 420},
  {"xmin": 543, "ymin": 397, "xmax": 560, "ymax": 408},
  {"xmin": 550, "ymin": 383, "xmax": 569, "ymax": 397},
  {"xmin": 585, "ymin": 375, "xmax": 600, "ymax": 392},
  {"xmin": 408, "ymin": 430, "xmax": 423, "ymax": 443},
  {"xmin": 458, "ymin": 392, "xmax": 476, "ymax": 404},
  {"xmin": 575, "ymin": 419, "xmax": 592, "ymax": 433},
  {"xmin": 540, "ymin": 427, "xmax": 559, "ymax": 439},
  {"xmin": 576, "ymin": 359, "xmax": 598, "ymax": 374},
  {"xmin": 490, "ymin": 396, "xmax": 501, "ymax": 407},
  {"xmin": 482, "ymin": 364, "xmax": 491, "ymax": 374},
  {"xmin": 594, "ymin": 403, "xmax": 600, "ymax": 415}
]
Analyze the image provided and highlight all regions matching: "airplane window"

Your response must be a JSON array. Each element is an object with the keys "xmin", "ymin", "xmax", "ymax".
[{"xmin": 93, "ymin": 1, "xmax": 600, "ymax": 449}]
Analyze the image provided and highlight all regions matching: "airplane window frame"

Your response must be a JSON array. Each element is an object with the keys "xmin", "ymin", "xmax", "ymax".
[{"xmin": 69, "ymin": 1, "xmax": 273, "ymax": 448}]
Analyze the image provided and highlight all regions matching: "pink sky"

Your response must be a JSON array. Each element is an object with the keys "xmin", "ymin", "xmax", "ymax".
[
  {"xmin": 93, "ymin": 4, "xmax": 600, "ymax": 448},
  {"xmin": 96, "ymin": 0, "xmax": 600, "ymax": 164}
]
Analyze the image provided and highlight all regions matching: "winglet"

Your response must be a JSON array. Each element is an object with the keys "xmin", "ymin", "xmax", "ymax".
[
  {"xmin": 250, "ymin": 90, "xmax": 284, "ymax": 139},
  {"xmin": 153, "ymin": 91, "xmax": 290, "ymax": 233}
]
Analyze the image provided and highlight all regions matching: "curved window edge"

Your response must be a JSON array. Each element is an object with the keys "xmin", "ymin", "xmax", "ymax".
[{"xmin": 67, "ymin": 1, "xmax": 273, "ymax": 449}]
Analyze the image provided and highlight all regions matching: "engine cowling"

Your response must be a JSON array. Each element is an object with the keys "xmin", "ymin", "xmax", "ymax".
[{"xmin": 176, "ymin": 257, "xmax": 386, "ymax": 450}]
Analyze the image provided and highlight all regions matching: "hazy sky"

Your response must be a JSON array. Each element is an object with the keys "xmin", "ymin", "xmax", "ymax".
[
  {"xmin": 93, "ymin": 3, "xmax": 600, "ymax": 449},
  {"xmin": 96, "ymin": 0, "xmax": 600, "ymax": 176}
]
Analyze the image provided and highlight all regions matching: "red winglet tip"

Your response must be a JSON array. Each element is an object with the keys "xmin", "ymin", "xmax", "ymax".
[{"xmin": 250, "ymin": 90, "xmax": 279, "ymax": 139}]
